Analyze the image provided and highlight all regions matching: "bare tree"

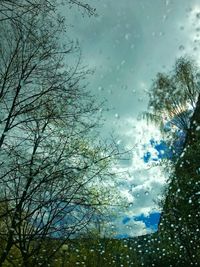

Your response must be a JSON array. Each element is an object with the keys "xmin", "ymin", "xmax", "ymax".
[
  {"xmin": 0, "ymin": 1, "xmax": 123, "ymax": 266},
  {"xmin": 0, "ymin": 0, "xmax": 96, "ymax": 24}
]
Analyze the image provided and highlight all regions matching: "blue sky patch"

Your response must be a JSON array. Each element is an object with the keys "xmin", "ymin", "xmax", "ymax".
[
  {"xmin": 133, "ymin": 212, "xmax": 161, "ymax": 231},
  {"xmin": 143, "ymin": 151, "xmax": 151, "ymax": 163},
  {"xmin": 122, "ymin": 216, "xmax": 131, "ymax": 224},
  {"xmin": 143, "ymin": 139, "xmax": 173, "ymax": 163}
]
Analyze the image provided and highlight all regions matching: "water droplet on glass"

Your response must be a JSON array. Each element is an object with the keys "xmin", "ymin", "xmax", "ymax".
[
  {"xmin": 166, "ymin": 0, "xmax": 170, "ymax": 6},
  {"xmin": 179, "ymin": 45, "xmax": 185, "ymax": 51},
  {"xmin": 163, "ymin": 15, "xmax": 167, "ymax": 21},
  {"xmin": 122, "ymin": 84, "xmax": 128, "ymax": 90},
  {"xmin": 196, "ymin": 12, "xmax": 200, "ymax": 19},
  {"xmin": 125, "ymin": 33, "xmax": 130, "ymax": 40}
]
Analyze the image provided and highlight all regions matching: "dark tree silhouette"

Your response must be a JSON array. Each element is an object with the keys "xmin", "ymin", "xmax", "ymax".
[
  {"xmin": 145, "ymin": 58, "xmax": 200, "ymax": 265},
  {"xmin": 0, "ymin": 1, "xmax": 124, "ymax": 266}
]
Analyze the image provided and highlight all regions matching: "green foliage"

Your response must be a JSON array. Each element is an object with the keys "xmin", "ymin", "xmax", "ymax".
[
  {"xmin": 146, "ymin": 57, "xmax": 200, "ymax": 266},
  {"xmin": 142, "ymin": 57, "xmax": 200, "ymax": 266},
  {"xmin": 144, "ymin": 57, "xmax": 200, "ymax": 132}
]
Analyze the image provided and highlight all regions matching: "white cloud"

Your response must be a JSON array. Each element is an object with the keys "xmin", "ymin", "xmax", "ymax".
[
  {"xmin": 102, "ymin": 213, "xmax": 147, "ymax": 238},
  {"xmin": 62, "ymin": 0, "xmax": 199, "ymax": 236},
  {"xmin": 116, "ymin": 219, "xmax": 147, "ymax": 237},
  {"xmin": 105, "ymin": 117, "xmax": 168, "ymax": 236}
]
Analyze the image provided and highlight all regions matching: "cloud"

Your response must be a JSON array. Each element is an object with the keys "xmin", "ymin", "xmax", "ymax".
[
  {"xmin": 134, "ymin": 212, "xmax": 161, "ymax": 232},
  {"xmin": 61, "ymin": 0, "xmax": 200, "ymax": 237},
  {"xmin": 103, "ymin": 118, "xmax": 168, "ymax": 236},
  {"xmin": 105, "ymin": 211, "xmax": 161, "ymax": 238},
  {"xmin": 113, "ymin": 215, "xmax": 147, "ymax": 238}
]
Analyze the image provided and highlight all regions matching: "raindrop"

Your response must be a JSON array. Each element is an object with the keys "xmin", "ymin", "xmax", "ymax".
[
  {"xmin": 196, "ymin": 12, "xmax": 200, "ymax": 19},
  {"xmin": 163, "ymin": 15, "xmax": 167, "ymax": 21},
  {"xmin": 125, "ymin": 33, "xmax": 130, "ymax": 40},
  {"xmin": 179, "ymin": 45, "xmax": 185, "ymax": 51},
  {"xmin": 122, "ymin": 84, "xmax": 128, "ymax": 90},
  {"xmin": 115, "ymin": 113, "xmax": 119, "ymax": 119},
  {"xmin": 166, "ymin": 0, "xmax": 170, "ymax": 6}
]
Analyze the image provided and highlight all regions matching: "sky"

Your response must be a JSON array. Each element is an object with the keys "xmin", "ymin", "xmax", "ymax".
[{"xmin": 62, "ymin": 0, "xmax": 200, "ymax": 237}]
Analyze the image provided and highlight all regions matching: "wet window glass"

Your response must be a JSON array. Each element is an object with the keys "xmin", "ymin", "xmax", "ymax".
[{"xmin": 0, "ymin": 1, "xmax": 199, "ymax": 266}]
